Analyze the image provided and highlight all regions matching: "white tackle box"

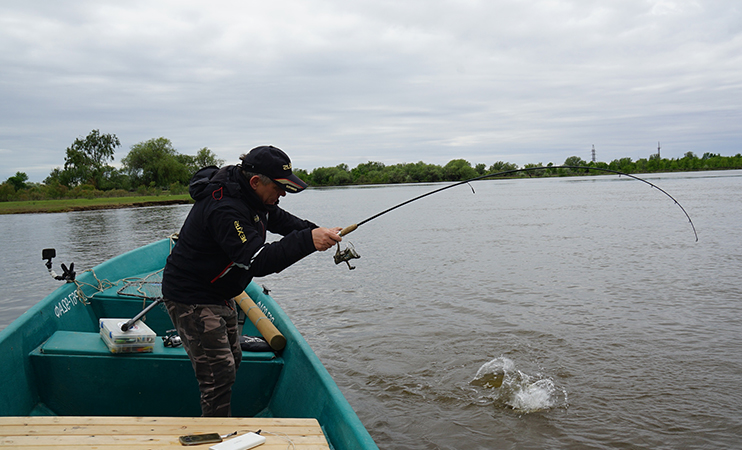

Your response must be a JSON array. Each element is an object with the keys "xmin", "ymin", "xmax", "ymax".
[{"xmin": 99, "ymin": 318, "xmax": 156, "ymax": 353}]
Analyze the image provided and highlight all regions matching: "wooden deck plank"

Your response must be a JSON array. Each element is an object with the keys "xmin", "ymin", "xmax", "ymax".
[
  {"xmin": 0, "ymin": 424, "xmax": 324, "ymax": 436},
  {"xmin": 0, "ymin": 416, "xmax": 330, "ymax": 449},
  {"xmin": 0, "ymin": 416, "xmax": 317, "ymax": 426}
]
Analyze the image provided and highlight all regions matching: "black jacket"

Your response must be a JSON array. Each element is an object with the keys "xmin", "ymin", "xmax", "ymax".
[{"xmin": 162, "ymin": 165, "xmax": 317, "ymax": 304}]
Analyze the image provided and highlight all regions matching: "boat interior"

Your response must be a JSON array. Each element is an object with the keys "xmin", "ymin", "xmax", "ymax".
[
  {"xmin": 2, "ymin": 239, "xmax": 378, "ymax": 449},
  {"xmin": 27, "ymin": 275, "xmax": 282, "ymax": 417}
]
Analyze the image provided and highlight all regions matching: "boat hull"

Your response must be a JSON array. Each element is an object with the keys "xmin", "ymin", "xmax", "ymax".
[{"xmin": 0, "ymin": 239, "xmax": 377, "ymax": 450}]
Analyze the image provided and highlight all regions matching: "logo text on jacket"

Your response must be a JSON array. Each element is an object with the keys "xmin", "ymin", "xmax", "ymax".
[{"xmin": 234, "ymin": 221, "xmax": 247, "ymax": 243}]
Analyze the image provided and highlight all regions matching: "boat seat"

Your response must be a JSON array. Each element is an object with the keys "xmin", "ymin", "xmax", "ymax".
[
  {"xmin": 38, "ymin": 331, "xmax": 278, "ymax": 361},
  {"xmin": 29, "ymin": 331, "xmax": 284, "ymax": 417}
]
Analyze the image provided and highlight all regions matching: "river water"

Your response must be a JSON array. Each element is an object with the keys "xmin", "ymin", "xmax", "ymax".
[{"xmin": 1, "ymin": 170, "xmax": 741, "ymax": 449}]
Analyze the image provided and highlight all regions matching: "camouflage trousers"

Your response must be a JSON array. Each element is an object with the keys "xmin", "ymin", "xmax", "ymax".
[{"xmin": 165, "ymin": 299, "xmax": 242, "ymax": 417}]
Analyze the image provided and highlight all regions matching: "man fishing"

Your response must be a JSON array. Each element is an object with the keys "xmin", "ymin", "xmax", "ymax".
[{"xmin": 162, "ymin": 145, "xmax": 342, "ymax": 417}]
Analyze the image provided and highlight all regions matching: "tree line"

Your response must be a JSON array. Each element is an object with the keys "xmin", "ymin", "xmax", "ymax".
[
  {"xmin": 293, "ymin": 152, "xmax": 742, "ymax": 186},
  {"xmin": 2, "ymin": 129, "xmax": 741, "ymax": 202},
  {"xmin": 2, "ymin": 130, "xmax": 224, "ymax": 202}
]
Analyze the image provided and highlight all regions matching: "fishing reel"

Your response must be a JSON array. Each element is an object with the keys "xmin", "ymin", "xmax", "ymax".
[
  {"xmin": 334, "ymin": 242, "xmax": 360, "ymax": 270},
  {"xmin": 42, "ymin": 248, "xmax": 76, "ymax": 282},
  {"xmin": 162, "ymin": 329, "xmax": 182, "ymax": 348}
]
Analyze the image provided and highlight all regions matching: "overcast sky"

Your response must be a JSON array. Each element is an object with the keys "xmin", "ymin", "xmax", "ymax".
[{"xmin": 1, "ymin": 0, "xmax": 740, "ymax": 182}]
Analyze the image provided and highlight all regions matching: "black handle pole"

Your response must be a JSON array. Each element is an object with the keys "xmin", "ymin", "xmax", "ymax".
[{"xmin": 121, "ymin": 298, "xmax": 164, "ymax": 332}]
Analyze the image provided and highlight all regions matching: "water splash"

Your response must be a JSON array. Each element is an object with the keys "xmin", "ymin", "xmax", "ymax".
[
  {"xmin": 508, "ymin": 378, "xmax": 557, "ymax": 411},
  {"xmin": 471, "ymin": 357, "xmax": 514, "ymax": 389},
  {"xmin": 470, "ymin": 356, "xmax": 567, "ymax": 413}
]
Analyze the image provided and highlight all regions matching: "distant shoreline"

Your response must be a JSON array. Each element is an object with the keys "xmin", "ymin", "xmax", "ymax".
[
  {"xmin": 0, "ymin": 197, "xmax": 192, "ymax": 215},
  {"xmin": 4, "ymin": 167, "xmax": 741, "ymax": 214}
]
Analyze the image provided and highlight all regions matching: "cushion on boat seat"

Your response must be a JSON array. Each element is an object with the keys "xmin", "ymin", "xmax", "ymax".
[{"xmin": 39, "ymin": 331, "xmax": 277, "ymax": 361}]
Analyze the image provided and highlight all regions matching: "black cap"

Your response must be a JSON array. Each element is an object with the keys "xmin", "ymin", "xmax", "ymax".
[{"xmin": 240, "ymin": 146, "xmax": 308, "ymax": 193}]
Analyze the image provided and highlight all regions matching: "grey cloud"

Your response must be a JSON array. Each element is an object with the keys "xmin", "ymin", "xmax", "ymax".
[{"xmin": 1, "ymin": 0, "xmax": 740, "ymax": 182}]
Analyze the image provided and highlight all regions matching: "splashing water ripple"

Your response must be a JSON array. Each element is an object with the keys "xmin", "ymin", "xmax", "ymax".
[{"xmin": 471, "ymin": 356, "xmax": 567, "ymax": 413}]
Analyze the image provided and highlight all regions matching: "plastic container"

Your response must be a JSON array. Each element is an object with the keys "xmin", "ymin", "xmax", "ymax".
[{"xmin": 99, "ymin": 318, "xmax": 156, "ymax": 353}]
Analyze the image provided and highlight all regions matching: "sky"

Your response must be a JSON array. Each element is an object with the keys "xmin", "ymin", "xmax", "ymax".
[{"xmin": 1, "ymin": 1, "xmax": 740, "ymax": 183}]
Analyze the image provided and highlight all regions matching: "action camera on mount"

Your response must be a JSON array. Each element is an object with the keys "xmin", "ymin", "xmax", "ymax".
[{"xmin": 42, "ymin": 248, "xmax": 76, "ymax": 282}]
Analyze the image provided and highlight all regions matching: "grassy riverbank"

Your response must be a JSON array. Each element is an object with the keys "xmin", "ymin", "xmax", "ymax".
[{"xmin": 0, "ymin": 195, "xmax": 192, "ymax": 214}]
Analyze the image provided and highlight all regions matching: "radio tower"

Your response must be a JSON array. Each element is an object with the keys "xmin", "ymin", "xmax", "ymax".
[
  {"xmin": 591, "ymin": 145, "xmax": 596, "ymax": 163},
  {"xmin": 657, "ymin": 141, "xmax": 661, "ymax": 158}
]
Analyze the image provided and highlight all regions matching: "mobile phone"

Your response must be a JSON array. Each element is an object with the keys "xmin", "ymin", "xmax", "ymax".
[{"xmin": 179, "ymin": 433, "xmax": 223, "ymax": 445}]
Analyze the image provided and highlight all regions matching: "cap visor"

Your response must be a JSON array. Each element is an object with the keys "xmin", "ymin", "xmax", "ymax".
[{"xmin": 273, "ymin": 174, "xmax": 308, "ymax": 193}]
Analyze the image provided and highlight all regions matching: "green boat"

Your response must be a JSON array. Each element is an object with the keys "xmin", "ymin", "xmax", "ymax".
[{"xmin": 0, "ymin": 238, "xmax": 378, "ymax": 450}]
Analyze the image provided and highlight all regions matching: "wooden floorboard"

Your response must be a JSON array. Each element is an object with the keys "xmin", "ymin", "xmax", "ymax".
[{"xmin": 0, "ymin": 416, "xmax": 330, "ymax": 449}]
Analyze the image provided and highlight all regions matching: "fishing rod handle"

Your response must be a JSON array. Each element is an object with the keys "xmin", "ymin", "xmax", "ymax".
[
  {"xmin": 234, "ymin": 291, "xmax": 286, "ymax": 351},
  {"xmin": 121, "ymin": 298, "xmax": 163, "ymax": 331},
  {"xmin": 339, "ymin": 224, "xmax": 358, "ymax": 237}
]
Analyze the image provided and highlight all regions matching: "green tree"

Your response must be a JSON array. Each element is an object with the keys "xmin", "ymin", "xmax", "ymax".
[
  {"xmin": 609, "ymin": 157, "xmax": 635, "ymax": 173},
  {"xmin": 401, "ymin": 161, "xmax": 443, "ymax": 183},
  {"xmin": 172, "ymin": 147, "xmax": 227, "ymax": 178},
  {"xmin": 308, "ymin": 166, "xmax": 333, "ymax": 185},
  {"xmin": 351, "ymin": 161, "xmax": 386, "ymax": 184},
  {"xmin": 564, "ymin": 156, "xmax": 588, "ymax": 167},
  {"xmin": 443, "ymin": 159, "xmax": 478, "ymax": 181},
  {"xmin": 0, "ymin": 182, "xmax": 15, "ymax": 201},
  {"xmin": 385, "ymin": 166, "xmax": 406, "ymax": 183},
  {"xmin": 522, "ymin": 163, "xmax": 547, "ymax": 176},
  {"xmin": 332, "ymin": 164, "xmax": 352, "ymax": 185},
  {"xmin": 6, "ymin": 172, "xmax": 28, "ymax": 190},
  {"xmin": 310, "ymin": 164, "xmax": 352, "ymax": 186},
  {"xmin": 193, "ymin": 147, "xmax": 225, "ymax": 169},
  {"xmin": 635, "ymin": 158, "xmax": 648, "ymax": 173},
  {"xmin": 42, "ymin": 179, "xmax": 69, "ymax": 199},
  {"xmin": 61, "ymin": 130, "xmax": 121, "ymax": 188},
  {"xmin": 44, "ymin": 168, "xmax": 63, "ymax": 186},
  {"xmin": 488, "ymin": 161, "xmax": 519, "ymax": 174},
  {"xmin": 122, "ymin": 137, "xmax": 191, "ymax": 188},
  {"xmin": 647, "ymin": 153, "xmax": 661, "ymax": 171}
]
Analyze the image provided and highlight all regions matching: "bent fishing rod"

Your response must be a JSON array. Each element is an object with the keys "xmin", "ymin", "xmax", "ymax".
[{"xmin": 333, "ymin": 165, "xmax": 698, "ymax": 269}]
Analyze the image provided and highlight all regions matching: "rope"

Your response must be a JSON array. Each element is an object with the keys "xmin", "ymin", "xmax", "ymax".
[
  {"xmin": 69, "ymin": 234, "xmax": 178, "ymax": 304},
  {"xmin": 71, "ymin": 269, "xmax": 116, "ymax": 305}
]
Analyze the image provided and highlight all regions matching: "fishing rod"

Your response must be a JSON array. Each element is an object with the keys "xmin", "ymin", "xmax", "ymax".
[{"xmin": 333, "ymin": 165, "xmax": 698, "ymax": 268}]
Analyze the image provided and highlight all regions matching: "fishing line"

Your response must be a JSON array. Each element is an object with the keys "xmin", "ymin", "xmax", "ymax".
[{"xmin": 334, "ymin": 166, "xmax": 698, "ymax": 268}]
